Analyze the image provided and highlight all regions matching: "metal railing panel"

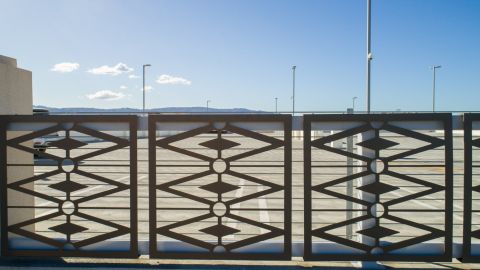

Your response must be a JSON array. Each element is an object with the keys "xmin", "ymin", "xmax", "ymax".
[
  {"xmin": 0, "ymin": 115, "xmax": 138, "ymax": 258},
  {"xmin": 149, "ymin": 115, "xmax": 292, "ymax": 260},
  {"xmin": 462, "ymin": 113, "xmax": 480, "ymax": 262},
  {"xmin": 304, "ymin": 113, "xmax": 453, "ymax": 261}
]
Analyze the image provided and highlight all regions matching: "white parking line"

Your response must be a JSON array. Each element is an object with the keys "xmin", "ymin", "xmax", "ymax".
[
  {"xmin": 224, "ymin": 178, "xmax": 244, "ymax": 240},
  {"xmin": 257, "ymin": 185, "xmax": 270, "ymax": 234}
]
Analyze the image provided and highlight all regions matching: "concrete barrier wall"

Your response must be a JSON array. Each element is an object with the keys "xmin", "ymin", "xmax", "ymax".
[{"xmin": 0, "ymin": 56, "xmax": 34, "ymax": 230}]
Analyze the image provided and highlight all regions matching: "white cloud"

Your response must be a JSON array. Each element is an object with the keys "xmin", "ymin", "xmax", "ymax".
[
  {"xmin": 139, "ymin": 85, "xmax": 154, "ymax": 92},
  {"xmin": 156, "ymin": 74, "xmax": 191, "ymax": 85},
  {"xmin": 86, "ymin": 90, "xmax": 125, "ymax": 100},
  {"xmin": 129, "ymin": 74, "xmax": 140, "ymax": 79},
  {"xmin": 120, "ymin": 85, "xmax": 128, "ymax": 89},
  {"xmin": 87, "ymin": 63, "xmax": 133, "ymax": 76},
  {"xmin": 51, "ymin": 62, "xmax": 79, "ymax": 73}
]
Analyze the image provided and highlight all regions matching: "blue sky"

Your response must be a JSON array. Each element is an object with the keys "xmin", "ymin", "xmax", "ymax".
[{"xmin": 1, "ymin": 0, "xmax": 479, "ymax": 112}]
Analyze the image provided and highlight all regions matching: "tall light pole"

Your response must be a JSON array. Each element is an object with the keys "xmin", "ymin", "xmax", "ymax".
[
  {"xmin": 142, "ymin": 64, "xmax": 151, "ymax": 113},
  {"xmin": 366, "ymin": 0, "xmax": 372, "ymax": 113},
  {"xmin": 275, "ymin": 97, "xmax": 278, "ymax": 113},
  {"xmin": 431, "ymin": 65, "xmax": 441, "ymax": 112},
  {"xmin": 352, "ymin": 96, "xmax": 358, "ymax": 112},
  {"xmin": 292, "ymin": 66, "xmax": 296, "ymax": 115},
  {"xmin": 206, "ymin": 100, "xmax": 211, "ymax": 112}
]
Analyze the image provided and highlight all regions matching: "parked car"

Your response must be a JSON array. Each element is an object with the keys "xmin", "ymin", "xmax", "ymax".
[{"xmin": 32, "ymin": 108, "xmax": 58, "ymax": 155}]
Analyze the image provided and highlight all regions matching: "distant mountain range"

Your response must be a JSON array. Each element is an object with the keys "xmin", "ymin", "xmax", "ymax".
[{"xmin": 33, "ymin": 105, "xmax": 264, "ymax": 114}]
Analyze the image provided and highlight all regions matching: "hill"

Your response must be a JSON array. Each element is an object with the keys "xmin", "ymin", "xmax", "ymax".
[{"xmin": 33, "ymin": 105, "xmax": 264, "ymax": 114}]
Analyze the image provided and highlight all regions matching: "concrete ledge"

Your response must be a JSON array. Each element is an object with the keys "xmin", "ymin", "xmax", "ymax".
[{"xmin": 1, "ymin": 256, "xmax": 480, "ymax": 270}]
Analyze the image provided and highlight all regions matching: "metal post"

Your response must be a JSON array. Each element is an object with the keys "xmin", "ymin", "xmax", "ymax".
[
  {"xmin": 275, "ymin": 97, "xmax": 278, "ymax": 113},
  {"xmin": 346, "ymin": 108, "xmax": 354, "ymax": 239},
  {"xmin": 292, "ymin": 66, "xmax": 296, "ymax": 116},
  {"xmin": 431, "ymin": 65, "xmax": 441, "ymax": 112},
  {"xmin": 206, "ymin": 100, "xmax": 211, "ymax": 113},
  {"xmin": 433, "ymin": 69, "xmax": 435, "ymax": 112},
  {"xmin": 142, "ymin": 64, "xmax": 151, "ymax": 113},
  {"xmin": 356, "ymin": 130, "xmax": 385, "ymax": 269},
  {"xmin": 366, "ymin": 0, "xmax": 372, "ymax": 113},
  {"xmin": 353, "ymin": 97, "xmax": 358, "ymax": 112}
]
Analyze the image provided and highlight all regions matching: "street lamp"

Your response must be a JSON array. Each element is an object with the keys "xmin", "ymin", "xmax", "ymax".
[
  {"xmin": 206, "ymin": 100, "xmax": 211, "ymax": 112},
  {"xmin": 366, "ymin": 0, "xmax": 372, "ymax": 113},
  {"xmin": 275, "ymin": 97, "xmax": 278, "ymax": 113},
  {"xmin": 430, "ymin": 65, "xmax": 441, "ymax": 112},
  {"xmin": 352, "ymin": 96, "xmax": 358, "ymax": 112},
  {"xmin": 142, "ymin": 64, "xmax": 151, "ymax": 113},
  {"xmin": 292, "ymin": 66, "xmax": 296, "ymax": 115}
]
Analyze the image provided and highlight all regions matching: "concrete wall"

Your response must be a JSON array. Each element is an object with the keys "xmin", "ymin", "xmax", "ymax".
[
  {"xmin": 0, "ymin": 55, "xmax": 34, "ymax": 232},
  {"xmin": 0, "ymin": 55, "xmax": 32, "ymax": 114}
]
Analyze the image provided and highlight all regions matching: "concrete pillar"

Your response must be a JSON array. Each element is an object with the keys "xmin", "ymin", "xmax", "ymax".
[
  {"xmin": 355, "ymin": 129, "xmax": 385, "ymax": 269},
  {"xmin": 0, "ymin": 55, "xmax": 34, "ymax": 241}
]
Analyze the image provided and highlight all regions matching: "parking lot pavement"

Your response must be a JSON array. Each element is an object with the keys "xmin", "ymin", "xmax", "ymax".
[{"xmin": 22, "ymin": 131, "xmax": 473, "ymax": 254}]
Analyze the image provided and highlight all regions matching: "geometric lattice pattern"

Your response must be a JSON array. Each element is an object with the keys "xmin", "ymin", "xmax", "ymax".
[
  {"xmin": 149, "ymin": 115, "xmax": 291, "ymax": 260},
  {"xmin": 0, "ymin": 115, "xmax": 137, "ymax": 257},
  {"xmin": 304, "ymin": 114, "xmax": 453, "ymax": 261},
  {"xmin": 462, "ymin": 113, "xmax": 480, "ymax": 262}
]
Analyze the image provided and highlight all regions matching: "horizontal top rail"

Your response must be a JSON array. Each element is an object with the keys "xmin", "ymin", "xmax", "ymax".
[
  {"xmin": 43, "ymin": 110, "xmax": 480, "ymax": 115},
  {"xmin": 1, "ymin": 114, "xmax": 466, "ymax": 131}
]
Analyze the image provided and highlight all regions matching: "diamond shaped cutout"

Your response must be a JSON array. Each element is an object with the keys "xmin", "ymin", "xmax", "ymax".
[
  {"xmin": 357, "ymin": 182, "xmax": 399, "ymax": 195},
  {"xmin": 50, "ymin": 138, "xmax": 87, "ymax": 151},
  {"xmin": 49, "ymin": 181, "xmax": 88, "ymax": 193},
  {"xmin": 200, "ymin": 181, "xmax": 240, "ymax": 194},
  {"xmin": 49, "ymin": 222, "xmax": 88, "ymax": 235},
  {"xmin": 199, "ymin": 138, "xmax": 240, "ymax": 151},
  {"xmin": 200, "ymin": 224, "xmax": 240, "ymax": 238},
  {"xmin": 357, "ymin": 137, "xmax": 399, "ymax": 151},
  {"xmin": 358, "ymin": 225, "xmax": 398, "ymax": 239}
]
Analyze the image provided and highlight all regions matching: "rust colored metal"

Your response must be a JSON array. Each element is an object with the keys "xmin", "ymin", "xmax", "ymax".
[
  {"xmin": 149, "ymin": 115, "xmax": 292, "ymax": 260},
  {"xmin": 0, "ymin": 115, "xmax": 138, "ymax": 258},
  {"xmin": 462, "ymin": 113, "xmax": 480, "ymax": 262},
  {"xmin": 303, "ymin": 113, "xmax": 453, "ymax": 262}
]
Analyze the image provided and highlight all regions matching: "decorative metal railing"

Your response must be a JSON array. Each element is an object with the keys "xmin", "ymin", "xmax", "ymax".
[
  {"xmin": 148, "ymin": 115, "xmax": 292, "ymax": 260},
  {"xmin": 463, "ymin": 113, "xmax": 480, "ymax": 262},
  {"xmin": 303, "ymin": 114, "xmax": 453, "ymax": 261},
  {"xmin": 0, "ymin": 115, "xmax": 138, "ymax": 257},
  {"xmin": 0, "ymin": 112, "xmax": 476, "ymax": 263}
]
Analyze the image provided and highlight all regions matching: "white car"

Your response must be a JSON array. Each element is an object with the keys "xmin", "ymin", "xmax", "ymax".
[{"xmin": 33, "ymin": 108, "xmax": 58, "ymax": 155}]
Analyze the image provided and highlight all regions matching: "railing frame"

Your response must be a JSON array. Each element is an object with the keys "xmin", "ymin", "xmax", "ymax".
[
  {"xmin": 148, "ymin": 114, "xmax": 292, "ymax": 260},
  {"xmin": 0, "ymin": 113, "xmax": 475, "ymax": 262},
  {"xmin": 0, "ymin": 115, "xmax": 138, "ymax": 258},
  {"xmin": 303, "ymin": 113, "xmax": 453, "ymax": 262},
  {"xmin": 462, "ymin": 113, "xmax": 480, "ymax": 262}
]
